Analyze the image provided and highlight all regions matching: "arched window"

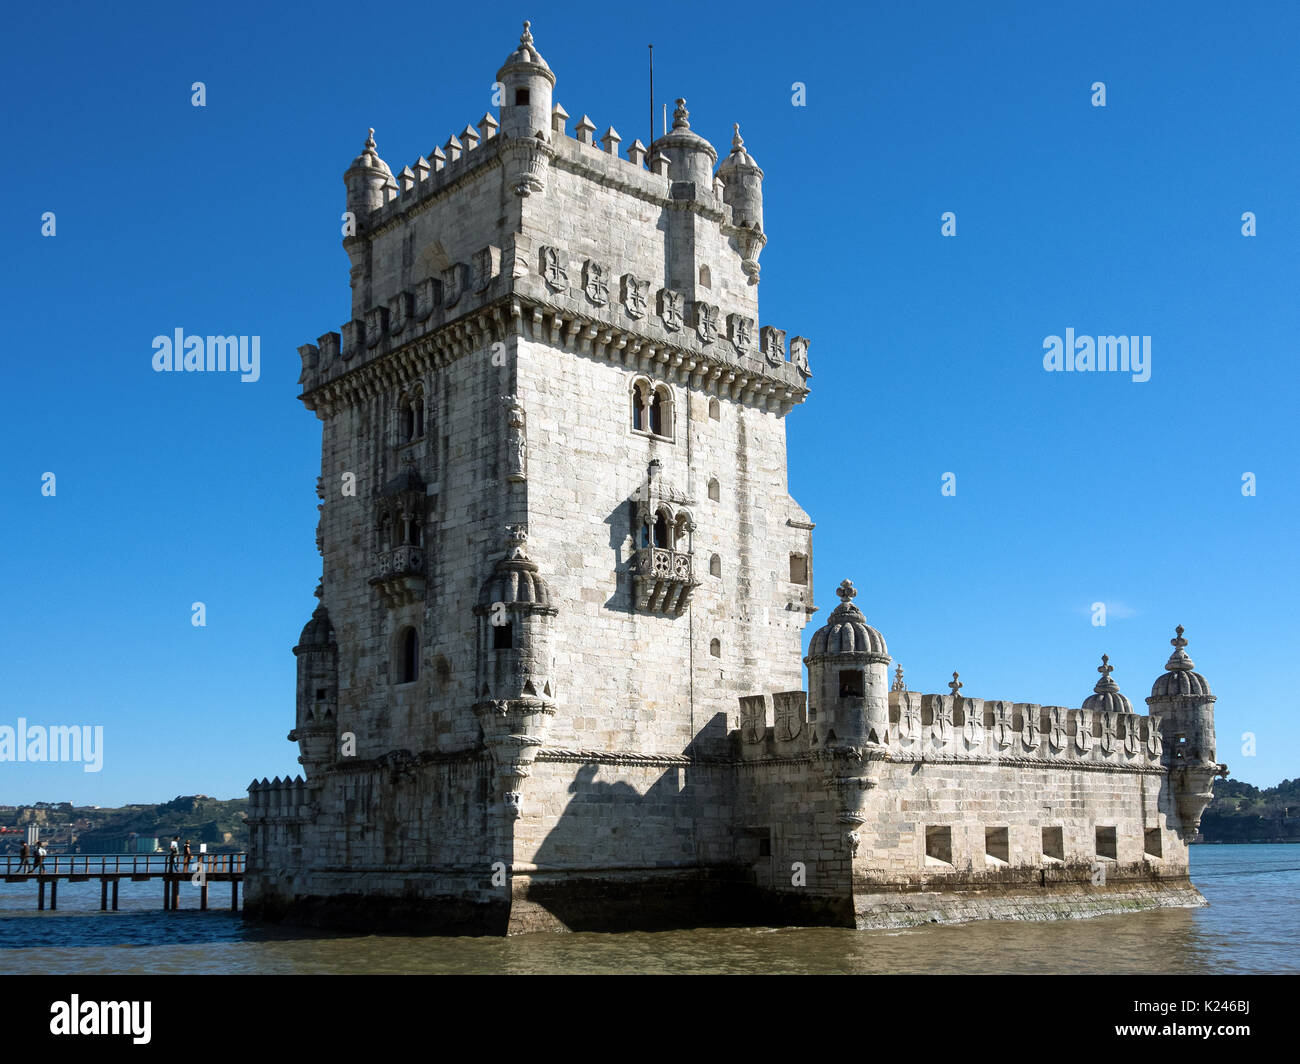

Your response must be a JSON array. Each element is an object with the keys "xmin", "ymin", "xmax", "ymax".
[
  {"xmin": 378, "ymin": 512, "xmax": 392, "ymax": 551},
  {"xmin": 646, "ymin": 385, "xmax": 673, "ymax": 438},
  {"xmin": 403, "ymin": 515, "xmax": 421, "ymax": 546},
  {"xmin": 708, "ymin": 398, "xmax": 720, "ymax": 421},
  {"xmin": 653, "ymin": 512, "xmax": 669, "ymax": 548},
  {"xmin": 401, "ymin": 398, "xmax": 416, "ymax": 442},
  {"xmin": 698, "ymin": 264, "xmax": 711, "ymax": 289},
  {"xmin": 412, "ymin": 393, "xmax": 425, "ymax": 438},
  {"xmin": 399, "ymin": 627, "xmax": 420, "ymax": 684},
  {"xmin": 672, "ymin": 513, "xmax": 691, "ymax": 550},
  {"xmin": 707, "ymin": 478, "xmax": 720, "ymax": 502},
  {"xmin": 709, "ymin": 638, "xmax": 721, "ymax": 658},
  {"xmin": 631, "ymin": 380, "xmax": 650, "ymax": 432},
  {"xmin": 709, "ymin": 554, "xmax": 721, "ymax": 577}
]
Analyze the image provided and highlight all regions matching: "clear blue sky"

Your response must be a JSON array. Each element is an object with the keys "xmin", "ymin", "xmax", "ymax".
[{"xmin": 1, "ymin": 0, "xmax": 1295, "ymax": 805}]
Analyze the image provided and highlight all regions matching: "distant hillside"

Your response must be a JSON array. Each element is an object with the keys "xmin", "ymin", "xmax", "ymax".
[
  {"xmin": 1199, "ymin": 778, "xmax": 1300, "ymax": 843},
  {"xmin": 0, "ymin": 795, "xmax": 248, "ymax": 853}
]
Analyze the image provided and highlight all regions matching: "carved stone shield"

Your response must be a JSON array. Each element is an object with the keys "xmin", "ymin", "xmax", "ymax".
[
  {"xmin": 621, "ymin": 274, "xmax": 647, "ymax": 318},
  {"xmin": 739, "ymin": 695, "xmax": 767, "ymax": 745},
  {"xmin": 1048, "ymin": 708, "xmax": 1067, "ymax": 752},
  {"xmin": 583, "ymin": 260, "xmax": 609, "ymax": 305},
  {"xmin": 539, "ymin": 246, "xmax": 568, "ymax": 292}
]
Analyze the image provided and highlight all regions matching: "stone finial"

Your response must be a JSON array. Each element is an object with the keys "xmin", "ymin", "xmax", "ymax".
[
  {"xmin": 650, "ymin": 150, "xmax": 670, "ymax": 177},
  {"xmin": 520, "ymin": 19, "xmax": 533, "ymax": 45},
  {"xmin": 430, "ymin": 145, "xmax": 447, "ymax": 172},
  {"xmin": 601, "ymin": 126, "xmax": 622, "ymax": 154},
  {"xmin": 365, "ymin": 128, "xmax": 376, "ymax": 150},
  {"xmin": 948, "ymin": 671, "xmax": 963, "ymax": 696},
  {"xmin": 462, "ymin": 125, "xmax": 481, "ymax": 151},
  {"xmin": 398, "ymin": 165, "xmax": 415, "ymax": 193},
  {"xmin": 1164, "ymin": 625, "xmax": 1195, "ymax": 671},
  {"xmin": 892, "ymin": 663, "xmax": 906, "ymax": 693},
  {"xmin": 413, "ymin": 156, "xmax": 431, "ymax": 182},
  {"xmin": 1094, "ymin": 653, "xmax": 1120, "ymax": 692},
  {"xmin": 626, "ymin": 138, "xmax": 647, "ymax": 167},
  {"xmin": 731, "ymin": 123, "xmax": 744, "ymax": 150},
  {"xmin": 574, "ymin": 114, "xmax": 596, "ymax": 146},
  {"xmin": 551, "ymin": 103, "xmax": 570, "ymax": 137},
  {"xmin": 478, "ymin": 113, "xmax": 499, "ymax": 142},
  {"xmin": 672, "ymin": 98, "xmax": 690, "ymax": 129},
  {"xmin": 445, "ymin": 134, "xmax": 463, "ymax": 162},
  {"xmin": 835, "ymin": 579, "xmax": 857, "ymax": 604}
]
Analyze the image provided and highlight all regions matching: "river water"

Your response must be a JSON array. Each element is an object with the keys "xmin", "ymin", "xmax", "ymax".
[{"xmin": 1, "ymin": 846, "xmax": 1295, "ymax": 974}]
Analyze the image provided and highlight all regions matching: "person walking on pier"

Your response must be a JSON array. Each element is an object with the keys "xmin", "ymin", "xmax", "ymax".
[
  {"xmin": 17, "ymin": 841, "xmax": 31, "ymax": 873},
  {"xmin": 33, "ymin": 844, "xmax": 46, "ymax": 874},
  {"xmin": 166, "ymin": 836, "xmax": 179, "ymax": 873},
  {"xmin": 183, "ymin": 840, "xmax": 193, "ymax": 872}
]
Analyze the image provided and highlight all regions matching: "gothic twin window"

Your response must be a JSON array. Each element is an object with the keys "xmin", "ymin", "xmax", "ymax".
[
  {"xmin": 377, "ymin": 509, "xmax": 421, "ymax": 550},
  {"xmin": 630, "ymin": 378, "xmax": 674, "ymax": 440},
  {"xmin": 637, "ymin": 507, "xmax": 691, "ymax": 551},
  {"xmin": 398, "ymin": 388, "xmax": 425, "ymax": 444}
]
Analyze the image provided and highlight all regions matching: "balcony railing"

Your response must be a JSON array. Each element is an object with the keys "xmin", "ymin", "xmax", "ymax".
[
  {"xmin": 632, "ymin": 547, "xmax": 697, "ymax": 615},
  {"xmin": 370, "ymin": 545, "xmax": 426, "ymax": 606}
]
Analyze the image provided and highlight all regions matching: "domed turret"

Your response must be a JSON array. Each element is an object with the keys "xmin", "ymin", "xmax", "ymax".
[
  {"xmin": 804, "ymin": 580, "xmax": 891, "ymax": 749},
  {"xmin": 651, "ymin": 99, "xmax": 718, "ymax": 189},
  {"xmin": 344, "ymin": 128, "xmax": 395, "ymax": 217},
  {"xmin": 1150, "ymin": 626, "xmax": 1213, "ymax": 698},
  {"xmin": 496, "ymin": 20, "xmax": 555, "ymax": 140},
  {"xmin": 291, "ymin": 603, "xmax": 338, "ymax": 778},
  {"xmin": 473, "ymin": 527, "xmax": 559, "ymax": 819},
  {"xmin": 1082, "ymin": 654, "xmax": 1134, "ymax": 714},
  {"xmin": 717, "ymin": 123, "xmax": 765, "ymax": 232},
  {"xmin": 1146, "ymin": 626, "xmax": 1223, "ymax": 837}
]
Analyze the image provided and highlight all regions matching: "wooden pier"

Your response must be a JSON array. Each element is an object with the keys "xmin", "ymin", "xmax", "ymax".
[{"xmin": 2, "ymin": 853, "xmax": 245, "ymax": 911}]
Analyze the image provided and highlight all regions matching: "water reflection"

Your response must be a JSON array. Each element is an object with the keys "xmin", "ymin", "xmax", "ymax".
[{"xmin": 1, "ymin": 845, "xmax": 1295, "ymax": 974}]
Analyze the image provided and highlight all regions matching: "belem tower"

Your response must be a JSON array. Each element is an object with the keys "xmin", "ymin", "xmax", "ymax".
[{"xmin": 245, "ymin": 23, "xmax": 1228, "ymax": 933}]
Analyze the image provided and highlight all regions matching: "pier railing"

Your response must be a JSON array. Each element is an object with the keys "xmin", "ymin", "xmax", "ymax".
[{"xmin": 1, "ymin": 852, "xmax": 246, "ymax": 877}]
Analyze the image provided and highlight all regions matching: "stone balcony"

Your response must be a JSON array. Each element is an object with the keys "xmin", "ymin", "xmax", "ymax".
[
  {"xmin": 369, "ymin": 545, "xmax": 425, "ymax": 607},
  {"xmin": 632, "ymin": 547, "xmax": 698, "ymax": 616}
]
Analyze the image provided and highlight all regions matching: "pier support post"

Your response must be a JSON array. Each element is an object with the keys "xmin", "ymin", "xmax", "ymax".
[
  {"xmin": 171, "ymin": 878, "xmax": 180, "ymax": 910},
  {"xmin": 231, "ymin": 880, "xmax": 238, "ymax": 911},
  {"xmin": 101, "ymin": 879, "xmax": 108, "ymax": 911},
  {"xmin": 50, "ymin": 879, "xmax": 58, "ymax": 911},
  {"xmin": 38, "ymin": 879, "xmax": 45, "ymax": 911},
  {"xmin": 200, "ymin": 880, "xmax": 209, "ymax": 911},
  {"xmin": 163, "ymin": 878, "xmax": 170, "ymax": 910},
  {"xmin": 111, "ymin": 879, "xmax": 119, "ymax": 911}
]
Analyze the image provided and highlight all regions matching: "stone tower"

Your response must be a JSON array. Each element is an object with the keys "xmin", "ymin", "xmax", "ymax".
[
  {"xmin": 247, "ymin": 21, "xmax": 816, "ymax": 931},
  {"xmin": 246, "ymin": 23, "xmax": 1221, "ymax": 934}
]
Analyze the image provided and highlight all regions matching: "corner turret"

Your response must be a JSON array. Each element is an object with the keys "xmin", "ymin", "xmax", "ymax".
[
  {"xmin": 343, "ymin": 128, "xmax": 395, "ymax": 219},
  {"xmin": 716, "ymin": 124, "xmax": 767, "ymax": 283},
  {"xmin": 496, "ymin": 20, "xmax": 555, "ymax": 140},
  {"xmin": 1146, "ymin": 626, "xmax": 1227, "ymax": 836},
  {"xmin": 289, "ymin": 602, "xmax": 338, "ymax": 778},
  {"xmin": 472, "ymin": 527, "xmax": 559, "ymax": 818},
  {"xmin": 804, "ymin": 579, "xmax": 891, "ymax": 750}
]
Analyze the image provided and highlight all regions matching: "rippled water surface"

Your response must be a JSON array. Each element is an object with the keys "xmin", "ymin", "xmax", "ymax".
[{"xmin": 1, "ymin": 846, "xmax": 1296, "ymax": 974}]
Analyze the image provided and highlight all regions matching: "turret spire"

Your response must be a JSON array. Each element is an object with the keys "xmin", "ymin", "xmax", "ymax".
[{"xmin": 1164, "ymin": 625, "xmax": 1195, "ymax": 671}]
